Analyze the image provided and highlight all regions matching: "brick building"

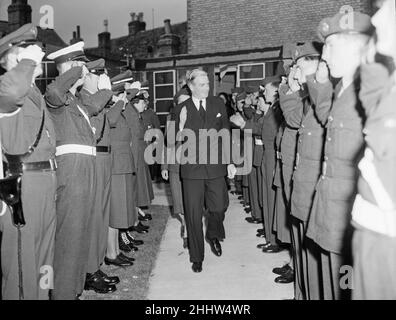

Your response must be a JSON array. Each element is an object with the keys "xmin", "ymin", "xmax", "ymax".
[
  {"xmin": 133, "ymin": 0, "xmax": 373, "ymax": 127},
  {"xmin": 0, "ymin": 0, "xmax": 67, "ymax": 92}
]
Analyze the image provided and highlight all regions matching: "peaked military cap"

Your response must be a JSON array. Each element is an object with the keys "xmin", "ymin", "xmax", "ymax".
[
  {"xmin": 0, "ymin": 23, "xmax": 38, "ymax": 57},
  {"xmin": 86, "ymin": 58, "xmax": 106, "ymax": 75},
  {"xmin": 293, "ymin": 42, "xmax": 323, "ymax": 61},
  {"xmin": 47, "ymin": 41, "xmax": 89, "ymax": 64},
  {"xmin": 317, "ymin": 11, "xmax": 374, "ymax": 42}
]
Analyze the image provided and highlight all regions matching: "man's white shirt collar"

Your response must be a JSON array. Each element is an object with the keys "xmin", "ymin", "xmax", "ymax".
[{"xmin": 192, "ymin": 96, "xmax": 206, "ymax": 111}]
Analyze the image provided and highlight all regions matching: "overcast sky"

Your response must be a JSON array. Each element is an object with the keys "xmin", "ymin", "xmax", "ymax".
[{"xmin": 0, "ymin": 0, "xmax": 187, "ymax": 47}]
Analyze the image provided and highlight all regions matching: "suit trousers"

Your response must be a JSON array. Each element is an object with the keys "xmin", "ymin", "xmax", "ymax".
[{"xmin": 182, "ymin": 177, "xmax": 229, "ymax": 263}]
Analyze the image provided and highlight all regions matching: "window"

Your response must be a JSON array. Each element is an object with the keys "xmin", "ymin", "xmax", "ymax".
[
  {"xmin": 153, "ymin": 70, "xmax": 176, "ymax": 127},
  {"xmin": 237, "ymin": 63, "xmax": 265, "ymax": 91},
  {"xmin": 36, "ymin": 61, "xmax": 57, "ymax": 94}
]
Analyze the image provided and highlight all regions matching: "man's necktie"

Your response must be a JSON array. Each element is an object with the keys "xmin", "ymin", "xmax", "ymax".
[{"xmin": 199, "ymin": 100, "xmax": 206, "ymax": 121}]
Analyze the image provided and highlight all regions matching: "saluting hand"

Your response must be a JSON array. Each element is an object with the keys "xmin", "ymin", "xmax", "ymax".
[
  {"xmin": 97, "ymin": 74, "xmax": 112, "ymax": 90},
  {"xmin": 17, "ymin": 44, "xmax": 45, "ymax": 65},
  {"xmin": 179, "ymin": 106, "xmax": 187, "ymax": 130},
  {"xmin": 315, "ymin": 61, "xmax": 330, "ymax": 84}
]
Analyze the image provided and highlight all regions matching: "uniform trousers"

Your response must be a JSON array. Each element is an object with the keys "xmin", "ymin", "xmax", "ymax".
[
  {"xmin": 0, "ymin": 172, "xmax": 56, "ymax": 300},
  {"xmin": 52, "ymin": 154, "xmax": 96, "ymax": 300},
  {"xmin": 87, "ymin": 153, "xmax": 111, "ymax": 273}
]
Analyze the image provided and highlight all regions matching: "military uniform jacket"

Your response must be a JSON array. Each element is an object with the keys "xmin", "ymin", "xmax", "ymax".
[
  {"xmin": 279, "ymin": 86, "xmax": 300, "ymax": 172},
  {"xmin": 251, "ymin": 112, "xmax": 264, "ymax": 168},
  {"xmin": 108, "ymin": 101, "xmax": 136, "ymax": 175},
  {"xmin": 280, "ymin": 86, "xmax": 325, "ymax": 222},
  {"xmin": 45, "ymin": 67, "xmax": 95, "ymax": 147},
  {"xmin": 0, "ymin": 59, "xmax": 56, "ymax": 162},
  {"xmin": 124, "ymin": 104, "xmax": 146, "ymax": 170},
  {"xmin": 77, "ymin": 88, "xmax": 113, "ymax": 148},
  {"xmin": 171, "ymin": 96, "xmax": 230, "ymax": 180},
  {"xmin": 306, "ymin": 76, "xmax": 365, "ymax": 254}
]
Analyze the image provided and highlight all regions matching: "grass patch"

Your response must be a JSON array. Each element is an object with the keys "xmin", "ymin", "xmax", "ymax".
[{"xmin": 81, "ymin": 205, "xmax": 170, "ymax": 300}]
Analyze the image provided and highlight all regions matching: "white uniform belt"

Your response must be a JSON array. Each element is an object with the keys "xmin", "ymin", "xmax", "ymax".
[
  {"xmin": 56, "ymin": 144, "xmax": 96, "ymax": 157},
  {"xmin": 352, "ymin": 194, "xmax": 396, "ymax": 238}
]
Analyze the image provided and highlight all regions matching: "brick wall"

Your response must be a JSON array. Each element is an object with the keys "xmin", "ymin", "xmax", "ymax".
[{"xmin": 187, "ymin": 0, "xmax": 373, "ymax": 55}]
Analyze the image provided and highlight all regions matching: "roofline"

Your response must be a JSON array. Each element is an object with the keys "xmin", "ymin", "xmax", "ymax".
[{"xmin": 137, "ymin": 46, "xmax": 283, "ymax": 63}]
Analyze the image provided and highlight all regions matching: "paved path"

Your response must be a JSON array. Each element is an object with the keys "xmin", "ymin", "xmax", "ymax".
[{"xmin": 148, "ymin": 183, "xmax": 294, "ymax": 300}]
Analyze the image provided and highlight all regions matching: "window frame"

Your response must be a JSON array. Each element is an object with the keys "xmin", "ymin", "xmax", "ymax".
[
  {"xmin": 236, "ymin": 63, "xmax": 266, "ymax": 87},
  {"xmin": 153, "ymin": 70, "xmax": 176, "ymax": 127}
]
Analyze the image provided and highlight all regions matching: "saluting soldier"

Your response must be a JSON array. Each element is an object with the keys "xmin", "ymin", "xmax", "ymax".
[
  {"xmin": 305, "ymin": 11, "xmax": 373, "ymax": 299},
  {"xmin": 231, "ymin": 76, "xmax": 284, "ymax": 251},
  {"xmin": 279, "ymin": 43, "xmax": 324, "ymax": 299},
  {"xmin": 45, "ymin": 42, "xmax": 97, "ymax": 300},
  {"xmin": 76, "ymin": 59, "xmax": 119, "ymax": 294},
  {"xmin": 0, "ymin": 24, "xmax": 57, "ymax": 300}
]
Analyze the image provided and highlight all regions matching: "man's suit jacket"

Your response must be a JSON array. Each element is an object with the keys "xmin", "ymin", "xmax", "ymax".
[{"xmin": 171, "ymin": 96, "xmax": 230, "ymax": 180}]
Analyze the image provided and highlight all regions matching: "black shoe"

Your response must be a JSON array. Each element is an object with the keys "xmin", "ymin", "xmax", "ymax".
[
  {"xmin": 245, "ymin": 217, "xmax": 256, "ymax": 223},
  {"xmin": 126, "ymin": 231, "xmax": 144, "ymax": 246},
  {"xmin": 85, "ymin": 272, "xmax": 117, "ymax": 294},
  {"xmin": 257, "ymin": 228, "xmax": 265, "ymax": 234},
  {"xmin": 119, "ymin": 232, "xmax": 139, "ymax": 252},
  {"xmin": 192, "ymin": 262, "xmax": 202, "ymax": 273},
  {"xmin": 97, "ymin": 270, "xmax": 120, "ymax": 285},
  {"xmin": 138, "ymin": 211, "xmax": 152, "ymax": 221},
  {"xmin": 138, "ymin": 222, "xmax": 149, "ymax": 230},
  {"xmin": 129, "ymin": 225, "xmax": 149, "ymax": 234},
  {"xmin": 118, "ymin": 252, "xmax": 135, "ymax": 263},
  {"xmin": 208, "ymin": 238, "xmax": 222, "ymax": 257},
  {"xmin": 237, "ymin": 196, "xmax": 243, "ymax": 200},
  {"xmin": 244, "ymin": 207, "xmax": 252, "ymax": 213},
  {"xmin": 272, "ymin": 264, "xmax": 292, "ymax": 276},
  {"xmin": 262, "ymin": 244, "xmax": 283, "ymax": 253},
  {"xmin": 104, "ymin": 255, "xmax": 134, "ymax": 267},
  {"xmin": 257, "ymin": 242, "xmax": 270, "ymax": 249},
  {"xmin": 275, "ymin": 269, "xmax": 294, "ymax": 284}
]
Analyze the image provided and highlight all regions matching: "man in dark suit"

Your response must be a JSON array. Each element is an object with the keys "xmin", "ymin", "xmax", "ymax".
[{"xmin": 171, "ymin": 69, "xmax": 236, "ymax": 273}]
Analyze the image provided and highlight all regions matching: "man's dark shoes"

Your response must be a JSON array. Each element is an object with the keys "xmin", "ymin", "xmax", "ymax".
[
  {"xmin": 97, "ymin": 270, "xmax": 120, "ymax": 285},
  {"xmin": 85, "ymin": 272, "xmax": 117, "ymax": 294},
  {"xmin": 104, "ymin": 254, "xmax": 134, "ymax": 267},
  {"xmin": 246, "ymin": 217, "xmax": 262, "ymax": 224},
  {"xmin": 257, "ymin": 228, "xmax": 265, "ymax": 234},
  {"xmin": 275, "ymin": 269, "xmax": 294, "ymax": 284},
  {"xmin": 192, "ymin": 262, "xmax": 202, "ymax": 273},
  {"xmin": 272, "ymin": 263, "xmax": 292, "ymax": 276},
  {"xmin": 208, "ymin": 238, "xmax": 222, "ymax": 257},
  {"xmin": 257, "ymin": 242, "xmax": 270, "ymax": 249},
  {"xmin": 262, "ymin": 244, "xmax": 283, "ymax": 253}
]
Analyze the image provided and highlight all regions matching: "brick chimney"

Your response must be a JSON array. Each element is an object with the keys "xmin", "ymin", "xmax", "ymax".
[
  {"xmin": 7, "ymin": 0, "xmax": 32, "ymax": 33},
  {"xmin": 157, "ymin": 19, "xmax": 181, "ymax": 57},
  {"xmin": 70, "ymin": 25, "xmax": 84, "ymax": 44},
  {"xmin": 98, "ymin": 20, "xmax": 111, "ymax": 52},
  {"xmin": 128, "ymin": 12, "xmax": 146, "ymax": 35}
]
